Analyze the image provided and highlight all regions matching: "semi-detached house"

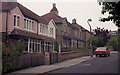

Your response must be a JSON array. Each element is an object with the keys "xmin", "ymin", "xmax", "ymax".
[
  {"xmin": 41, "ymin": 3, "xmax": 91, "ymax": 49},
  {"xmin": 1, "ymin": 2, "xmax": 56, "ymax": 53}
]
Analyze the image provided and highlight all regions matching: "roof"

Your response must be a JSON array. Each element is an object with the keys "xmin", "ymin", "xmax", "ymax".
[
  {"xmin": 10, "ymin": 28, "xmax": 56, "ymax": 42},
  {"xmin": 1, "ymin": 2, "xmax": 17, "ymax": 11},
  {"xmin": 1, "ymin": 2, "xmax": 47, "ymax": 25},
  {"xmin": 41, "ymin": 12, "xmax": 65, "ymax": 23},
  {"xmin": 71, "ymin": 23, "xmax": 81, "ymax": 30}
]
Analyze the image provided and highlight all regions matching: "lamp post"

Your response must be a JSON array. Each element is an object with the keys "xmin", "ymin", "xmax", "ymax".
[{"xmin": 87, "ymin": 19, "xmax": 93, "ymax": 57}]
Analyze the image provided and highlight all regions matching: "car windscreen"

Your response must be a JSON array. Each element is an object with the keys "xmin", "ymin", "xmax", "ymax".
[{"xmin": 96, "ymin": 47, "xmax": 106, "ymax": 50}]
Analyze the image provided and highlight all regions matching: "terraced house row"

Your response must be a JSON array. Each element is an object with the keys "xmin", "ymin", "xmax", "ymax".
[{"xmin": 1, "ymin": 2, "xmax": 91, "ymax": 53}]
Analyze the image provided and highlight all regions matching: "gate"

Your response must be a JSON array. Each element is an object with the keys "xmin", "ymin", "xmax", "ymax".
[{"xmin": 49, "ymin": 52, "xmax": 58, "ymax": 64}]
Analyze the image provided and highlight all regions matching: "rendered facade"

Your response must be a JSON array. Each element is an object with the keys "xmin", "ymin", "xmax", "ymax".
[{"xmin": 1, "ymin": 2, "xmax": 56, "ymax": 53}]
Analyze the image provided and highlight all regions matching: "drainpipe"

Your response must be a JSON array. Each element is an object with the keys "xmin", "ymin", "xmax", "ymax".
[{"xmin": 6, "ymin": 11, "xmax": 8, "ymax": 42}]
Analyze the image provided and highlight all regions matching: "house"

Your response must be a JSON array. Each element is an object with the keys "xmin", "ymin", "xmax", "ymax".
[
  {"xmin": 1, "ymin": 2, "xmax": 56, "ymax": 53},
  {"xmin": 108, "ymin": 30, "xmax": 118, "ymax": 37},
  {"xmin": 82, "ymin": 28, "xmax": 92, "ymax": 47},
  {"xmin": 70, "ymin": 18, "xmax": 85, "ymax": 48},
  {"xmin": 41, "ymin": 3, "xmax": 90, "ymax": 49}
]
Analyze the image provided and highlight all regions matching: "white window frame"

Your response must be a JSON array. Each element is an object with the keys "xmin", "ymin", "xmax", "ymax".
[
  {"xmin": 24, "ymin": 17, "xmax": 34, "ymax": 31},
  {"xmin": 14, "ymin": 14, "xmax": 20, "ymax": 27}
]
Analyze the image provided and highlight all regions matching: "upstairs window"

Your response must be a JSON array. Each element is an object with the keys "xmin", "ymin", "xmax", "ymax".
[
  {"xmin": 24, "ymin": 18, "xmax": 33, "ymax": 31},
  {"xmin": 14, "ymin": 15, "xmax": 19, "ymax": 27},
  {"xmin": 24, "ymin": 19, "xmax": 27, "ymax": 28},
  {"xmin": 39, "ymin": 24, "xmax": 48, "ymax": 35},
  {"xmin": 80, "ymin": 32, "xmax": 82, "ymax": 38},
  {"xmin": 40, "ymin": 24, "xmax": 42, "ymax": 33},
  {"xmin": 50, "ymin": 28, "xmax": 54, "ymax": 36}
]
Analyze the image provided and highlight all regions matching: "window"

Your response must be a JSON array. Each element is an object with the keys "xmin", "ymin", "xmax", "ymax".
[
  {"xmin": 24, "ymin": 18, "xmax": 33, "ymax": 31},
  {"xmin": 50, "ymin": 28, "xmax": 54, "ymax": 36},
  {"xmin": 52, "ymin": 28, "xmax": 53, "ymax": 36},
  {"xmin": 29, "ymin": 21, "xmax": 31, "ymax": 30},
  {"xmin": 40, "ymin": 24, "xmax": 42, "ymax": 33},
  {"xmin": 14, "ymin": 15, "xmax": 19, "ymax": 27},
  {"xmin": 80, "ymin": 32, "xmax": 82, "ymax": 38},
  {"xmin": 26, "ymin": 39, "xmax": 54, "ymax": 53},
  {"xmin": 27, "ymin": 20, "xmax": 29, "ymax": 29},
  {"xmin": 77, "ymin": 40, "xmax": 79, "ymax": 48},
  {"xmin": 32, "ymin": 22, "xmax": 33, "ymax": 30},
  {"xmin": 24, "ymin": 19, "xmax": 27, "ymax": 28},
  {"xmin": 39, "ymin": 24, "xmax": 48, "ymax": 35},
  {"xmin": 41, "ymin": 41, "xmax": 44, "ymax": 52}
]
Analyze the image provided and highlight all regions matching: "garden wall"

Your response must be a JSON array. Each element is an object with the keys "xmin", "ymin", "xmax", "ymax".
[
  {"xmin": 2, "ymin": 50, "xmax": 90, "ymax": 73},
  {"xmin": 58, "ymin": 50, "xmax": 90, "ymax": 62}
]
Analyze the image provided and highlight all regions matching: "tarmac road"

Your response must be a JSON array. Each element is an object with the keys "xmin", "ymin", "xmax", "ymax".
[{"xmin": 49, "ymin": 52, "xmax": 118, "ymax": 73}]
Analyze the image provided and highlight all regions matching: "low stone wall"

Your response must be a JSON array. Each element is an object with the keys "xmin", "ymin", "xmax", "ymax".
[{"xmin": 58, "ymin": 50, "xmax": 89, "ymax": 62}]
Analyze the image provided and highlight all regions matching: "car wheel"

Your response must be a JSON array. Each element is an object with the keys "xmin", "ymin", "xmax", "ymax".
[
  {"xmin": 104, "ymin": 54, "xmax": 107, "ymax": 57},
  {"xmin": 96, "ymin": 54, "xmax": 98, "ymax": 57},
  {"xmin": 108, "ymin": 54, "xmax": 110, "ymax": 56}
]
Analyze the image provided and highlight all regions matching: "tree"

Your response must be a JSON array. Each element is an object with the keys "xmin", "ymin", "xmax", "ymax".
[
  {"xmin": 106, "ymin": 36, "xmax": 118, "ymax": 51},
  {"xmin": 93, "ymin": 27, "xmax": 110, "ymax": 45},
  {"xmin": 99, "ymin": 2, "xmax": 120, "ymax": 50},
  {"xmin": 99, "ymin": 2, "xmax": 120, "ymax": 27},
  {"xmin": 88, "ymin": 36, "xmax": 104, "ymax": 47}
]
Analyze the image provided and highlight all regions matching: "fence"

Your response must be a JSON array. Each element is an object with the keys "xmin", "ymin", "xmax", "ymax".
[
  {"xmin": 2, "ymin": 53, "xmax": 45, "ymax": 73},
  {"xmin": 2, "ymin": 50, "xmax": 90, "ymax": 73}
]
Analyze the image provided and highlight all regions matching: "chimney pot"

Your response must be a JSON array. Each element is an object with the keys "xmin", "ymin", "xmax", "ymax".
[{"xmin": 53, "ymin": 3, "xmax": 56, "ymax": 7}]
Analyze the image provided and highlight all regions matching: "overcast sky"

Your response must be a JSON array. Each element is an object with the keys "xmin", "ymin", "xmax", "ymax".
[{"xmin": 17, "ymin": 0, "xmax": 118, "ymax": 31}]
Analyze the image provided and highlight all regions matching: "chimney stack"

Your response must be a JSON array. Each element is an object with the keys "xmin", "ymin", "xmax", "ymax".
[
  {"xmin": 53, "ymin": 3, "xmax": 56, "ymax": 7},
  {"xmin": 72, "ymin": 18, "xmax": 76, "ymax": 24},
  {"xmin": 50, "ymin": 3, "xmax": 58, "ymax": 15}
]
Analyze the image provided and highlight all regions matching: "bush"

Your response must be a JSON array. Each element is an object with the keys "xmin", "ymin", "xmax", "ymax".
[
  {"xmin": 88, "ymin": 36, "xmax": 104, "ymax": 47},
  {"xmin": 2, "ymin": 40, "xmax": 25, "ymax": 59},
  {"xmin": 61, "ymin": 47, "xmax": 89, "ymax": 52},
  {"xmin": 2, "ymin": 40, "xmax": 25, "ymax": 74},
  {"xmin": 106, "ymin": 36, "xmax": 119, "ymax": 51}
]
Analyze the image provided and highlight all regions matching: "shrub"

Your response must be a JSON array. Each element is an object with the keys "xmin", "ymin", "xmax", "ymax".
[
  {"xmin": 88, "ymin": 36, "xmax": 104, "ymax": 47},
  {"xmin": 2, "ymin": 40, "xmax": 25, "ymax": 73},
  {"xmin": 2, "ymin": 40, "xmax": 25, "ymax": 59},
  {"xmin": 106, "ymin": 36, "xmax": 119, "ymax": 51}
]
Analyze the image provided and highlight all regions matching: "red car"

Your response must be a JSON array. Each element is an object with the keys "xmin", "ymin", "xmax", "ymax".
[{"xmin": 95, "ymin": 47, "xmax": 110, "ymax": 57}]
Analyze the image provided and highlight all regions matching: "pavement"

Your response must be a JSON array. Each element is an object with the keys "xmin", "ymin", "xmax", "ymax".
[{"xmin": 7, "ymin": 51, "xmax": 118, "ymax": 74}]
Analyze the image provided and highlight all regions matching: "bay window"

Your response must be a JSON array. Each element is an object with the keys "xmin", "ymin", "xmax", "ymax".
[{"xmin": 25, "ymin": 39, "xmax": 54, "ymax": 53}]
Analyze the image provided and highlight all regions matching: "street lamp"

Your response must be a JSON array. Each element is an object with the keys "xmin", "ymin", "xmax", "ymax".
[{"xmin": 87, "ymin": 19, "xmax": 93, "ymax": 58}]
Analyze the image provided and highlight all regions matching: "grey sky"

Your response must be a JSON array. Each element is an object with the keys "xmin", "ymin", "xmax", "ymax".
[{"xmin": 18, "ymin": 0, "xmax": 118, "ymax": 31}]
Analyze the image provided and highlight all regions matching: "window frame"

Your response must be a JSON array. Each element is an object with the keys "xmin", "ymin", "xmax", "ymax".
[{"xmin": 14, "ymin": 14, "xmax": 20, "ymax": 27}]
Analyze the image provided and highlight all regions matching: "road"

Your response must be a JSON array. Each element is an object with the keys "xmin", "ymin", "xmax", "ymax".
[{"xmin": 47, "ymin": 53, "xmax": 118, "ymax": 73}]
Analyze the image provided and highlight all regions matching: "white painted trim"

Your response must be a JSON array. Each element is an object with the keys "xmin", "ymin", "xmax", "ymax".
[
  {"xmin": 24, "ymin": 17, "xmax": 34, "ymax": 31},
  {"xmin": 28, "ymin": 38, "xmax": 30, "ymax": 52},
  {"xmin": 13, "ymin": 14, "xmax": 21, "ymax": 17}
]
